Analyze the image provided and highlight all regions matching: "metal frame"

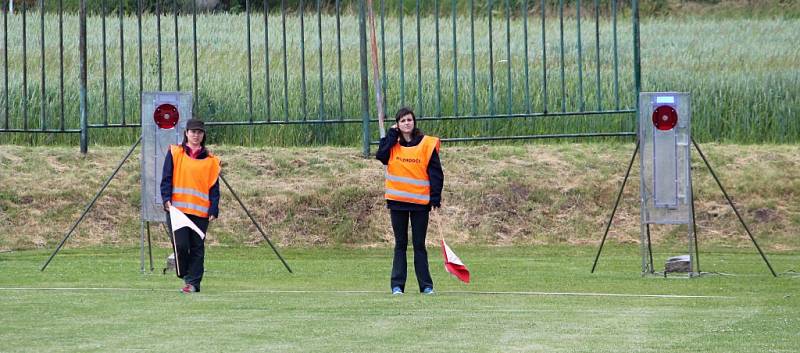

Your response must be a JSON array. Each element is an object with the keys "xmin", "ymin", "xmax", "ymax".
[{"xmin": 1, "ymin": 0, "xmax": 642, "ymax": 154}]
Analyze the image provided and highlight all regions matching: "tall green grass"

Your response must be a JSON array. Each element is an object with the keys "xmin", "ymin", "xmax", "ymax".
[{"xmin": 1, "ymin": 11, "xmax": 798, "ymax": 145}]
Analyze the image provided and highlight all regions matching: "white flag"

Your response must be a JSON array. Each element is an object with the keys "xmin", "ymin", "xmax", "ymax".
[{"xmin": 169, "ymin": 205, "xmax": 206, "ymax": 240}]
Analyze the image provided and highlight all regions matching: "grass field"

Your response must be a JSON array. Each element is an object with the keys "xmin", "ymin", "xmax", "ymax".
[{"xmin": 1, "ymin": 245, "xmax": 798, "ymax": 352}]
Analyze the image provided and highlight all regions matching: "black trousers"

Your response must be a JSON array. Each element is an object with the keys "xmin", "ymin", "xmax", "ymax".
[
  {"xmin": 174, "ymin": 214, "xmax": 209, "ymax": 291},
  {"xmin": 390, "ymin": 210, "xmax": 433, "ymax": 292}
]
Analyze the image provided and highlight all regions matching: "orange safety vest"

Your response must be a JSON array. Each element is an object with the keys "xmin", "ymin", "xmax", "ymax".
[
  {"xmin": 170, "ymin": 145, "xmax": 221, "ymax": 218},
  {"xmin": 385, "ymin": 135, "xmax": 440, "ymax": 205}
]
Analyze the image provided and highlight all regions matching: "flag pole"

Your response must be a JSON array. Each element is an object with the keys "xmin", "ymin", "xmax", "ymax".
[
  {"xmin": 432, "ymin": 208, "xmax": 444, "ymax": 243},
  {"xmin": 366, "ymin": 0, "xmax": 385, "ymax": 139},
  {"xmin": 164, "ymin": 211, "xmax": 182, "ymax": 277}
]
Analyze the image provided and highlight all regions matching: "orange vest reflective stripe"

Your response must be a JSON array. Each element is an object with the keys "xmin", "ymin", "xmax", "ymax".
[
  {"xmin": 385, "ymin": 135, "xmax": 440, "ymax": 205},
  {"xmin": 170, "ymin": 145, "xmax": 221, "ymax": 218}
]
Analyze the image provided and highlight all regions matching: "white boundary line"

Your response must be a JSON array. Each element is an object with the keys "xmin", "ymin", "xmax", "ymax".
[
  {"xmin": 229, "ymin": 289, "xmax": 733, "ymax": 299},
  {"xmin": 0, "ymin": 287, "xmax": 174, "ymax": 292},
  {"xmin": 0, "ymin": 287, "xmax": 733, "ymax": 298}
]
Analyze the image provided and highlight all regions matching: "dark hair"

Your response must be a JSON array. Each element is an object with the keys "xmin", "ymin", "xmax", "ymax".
[{"xmin": 394, "ymin": 107, "xmax": 422, "ymax": 139}]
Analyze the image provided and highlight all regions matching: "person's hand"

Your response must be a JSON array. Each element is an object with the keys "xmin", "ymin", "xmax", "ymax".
[
  {"xmin": 390, "ymin": 124, "xmax": 397, "ymax": 129},
  {"xmin": 431, "ymin": 201, "xmax": 441, "ymax": 209},
  {"xmin": 163, "ymin": 201, "xmax": 172, "ymax": 212},
  {"xmin": 209, "ymin": 215, "xmax": 217, "ymax": 221}
]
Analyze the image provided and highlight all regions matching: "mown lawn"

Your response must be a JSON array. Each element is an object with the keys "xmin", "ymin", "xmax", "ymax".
[{"xmin": 1, "ymin": 245, "xmax": 798, "ymax": 352}]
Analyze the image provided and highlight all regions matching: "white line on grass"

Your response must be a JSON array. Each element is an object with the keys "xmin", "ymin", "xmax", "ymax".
[
  {"xmin": 0, "ymin": 287, "xmax": 176, "ymax": 292},
  {"xmin": 227, "ymin": 289, "xmax": 734, "ymax": 299},
  {"xmin": 0, "ymin": 287, "xmax": 734, "ymax": 299}
]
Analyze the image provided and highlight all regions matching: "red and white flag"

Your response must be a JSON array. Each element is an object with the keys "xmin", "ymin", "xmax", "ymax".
[{"xmin": 441, "ymin": 239, "xmax": 470, "ymax": 283}]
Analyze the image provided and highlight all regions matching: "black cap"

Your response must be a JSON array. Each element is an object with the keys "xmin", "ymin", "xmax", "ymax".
[{"xmin": 186, "ymin": 118, "xmax": 205, "ymax": 131}]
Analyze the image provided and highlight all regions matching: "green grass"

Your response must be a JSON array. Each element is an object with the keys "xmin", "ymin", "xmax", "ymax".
[
  {"xmin": 1, "ymin": 12, "xmax": 798, "ymax": 145},
  {"xmin": 1, "ymin": 245, "xmax": 799, "ymax": 352},
  {"xmin": 31, "ymin": 0, "xmax": 800, "ymax": 19}
]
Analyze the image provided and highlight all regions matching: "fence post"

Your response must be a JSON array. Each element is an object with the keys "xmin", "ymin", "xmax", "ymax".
[
  {"xmin": 632, "ymin": 0, "xmax": 641, "ymax": 137},
  {"xmin": 79, "ymin": 0, "xmax": 89, "ymax": 154},
  {"xmin": 632, "ymin": 0, "xmax": 641, "ymax": 96},
  {"xmin": 359, "ymin": 0, "xmax": 371, "ymax": 158}
]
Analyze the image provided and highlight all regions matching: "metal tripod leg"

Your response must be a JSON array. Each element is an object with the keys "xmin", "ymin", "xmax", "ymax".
[
  {"xmin": 645, "ymin": 224, "xmax": 654, "ymax": 274},
  {"xmin": 690, "ymin": 180, "xmax": 700, "ymax": 274},
  {"xmin": 691, "ymin": 138, "xmax": 776, "ymax": 277},
  {"xmin": 139, "ymin": 221, "xmax": 156, "ymax": 273},
  {"xmin": 140, "ymin": 220, "xmax": 146, "ymax": 272},
  {"xmin": 592, "ymin": 141, "xmax": 639, "ymax": 273},
  {"xmin": 164, "ymin": 213, "xmax": 181, "ymax": 277},
  {"xmin": 41, "ymin": 137, "xmax": 142, "ymax": 271},
  {"xmin": 147, "ymin": 222, "xmax": 154, "ymax": 272},
  {"xmin": 219, "ymin": 173, "xmax": 293, "ymax": 273}
]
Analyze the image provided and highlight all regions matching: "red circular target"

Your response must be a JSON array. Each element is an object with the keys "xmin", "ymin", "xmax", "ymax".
[
  {"xmin": 652, "ymin": 105, "xmax": 678, "ymax": 131},
  {"xmin": 153, "ymin": 103, "xmax": 179, "ymax": 129}
]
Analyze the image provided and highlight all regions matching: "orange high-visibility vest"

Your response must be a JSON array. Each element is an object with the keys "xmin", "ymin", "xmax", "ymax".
[
  {"xmin": 385, "ymin": 135, "xmax": 440, "ymax": 205},
  {"xmin": 170, "ymin": 145, "xmax": 221, "ymax": 218}
]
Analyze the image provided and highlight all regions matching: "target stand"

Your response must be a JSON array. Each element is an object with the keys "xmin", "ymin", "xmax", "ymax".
[
  {"xmin": 139, "ymin": 92, "xmax": 193, "ymax": 272},
  {"xmin": 42, "ymin": 92, "xmax": 292, "ymax": 274},
  {"xmin": 591, "ymin": 92, "xmax": 776, "ymax": 277}
]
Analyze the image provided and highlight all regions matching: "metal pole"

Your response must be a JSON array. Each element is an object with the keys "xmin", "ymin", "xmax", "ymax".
[
  {"xmin": 299, "ymin": 0, "xmax": 307, "ymax": 120},
  {"xmin": 367, "ymin": 0, "xmax": 385, "ymax": 138},
  {"xmin": 79, "ymin": 0, "xmax": 88, "ymax": 153},
  {"xmin": 591, "ymin": 141, "xmax": 638, "ymax": 273},
  {"xmin": 264, "ymin": 0, "xmax": 271, "ymax": 121},
  {"xmin": 646, "ymin": 223, "xmax": 654, "ymax": 273},
  {"xmin": 193, "ymin": 0, "xmax": 198, "ymax": 110},
  {"xmin": 632, "ymin": 0, "xmax": 641, "ymax": 95},
  {"xmin": 690, "ymin": 180, "xmax": 700, "ymax": 273},
  {"xmin": 119, "ymin": 0, "xmax": 126, "ymax": 125},
  {"xmin": 692, "ymin": 138, "xmax": 776, "ymax": 277},
  {"xmin": 359, "ymin": 0, "xmax": 371, "ymax": 157},
  {"xmin": 41, "ymin": 137, "xmax": 142, "ymax": 271},
  {"xmin": 39, "ymin": 0, "xmax": 46, "ymax": 130},
  {"xmin": 219, "ymin": 174, "xmax": 292, "ymax": 273},
  {"xmin": 147, "ymin": 222, "xmax": 154, "ymax": 272},
  {"xmin": 173, "ymin": 0, "xmax": 180, "ymax": 91},
  {"xmin": 140, "ymin": 219, "xmax": 145, "ymax": 272},
  {"xmin": 102, "ymin": 0, "xmax": 108, "ymax": 126},
  {"xmin": 164, "ymin": 212, "xmax": 181, "ymax": 276}
]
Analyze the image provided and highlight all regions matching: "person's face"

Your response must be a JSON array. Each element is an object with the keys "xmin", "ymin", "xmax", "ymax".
[
  {"xmin": 186, "ymin": 129, "xmax": 204, "ymax": 146},
  {"xmin": 397, "ymin": 114, "xmax": 415, "ymax": 134}
]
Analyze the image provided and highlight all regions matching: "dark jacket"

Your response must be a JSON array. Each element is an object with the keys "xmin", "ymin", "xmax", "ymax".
[
  {"xmin": 160, "ymin": 144, "xmax": 221, "ymax": 218},
  {"xmin": 376, "ymin": 127, "xmax": 444, "ymax": 211}
]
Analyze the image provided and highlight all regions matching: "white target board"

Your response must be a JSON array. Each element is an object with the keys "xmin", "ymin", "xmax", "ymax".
[
  {"xmin": 140, "ymin": 91, "xmax": 193, "ymax": 222},
  {"xmin": 638, "ymin": 92, "xmax": 692, "ymax": 225}
]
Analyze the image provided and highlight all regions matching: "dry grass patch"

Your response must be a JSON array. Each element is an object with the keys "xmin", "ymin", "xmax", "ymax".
[{"xmin": 0, "ymin": 143, "xmax": 798, "ymax": 251}]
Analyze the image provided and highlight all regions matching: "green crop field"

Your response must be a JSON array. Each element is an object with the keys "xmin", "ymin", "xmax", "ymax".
[
  {"xmin": 1, "ymin": 245, "xmax": 798, "ymax": 352},
  {"xmin": 1, "ymin": 11, "xmax": 798, "ymax": 145}
]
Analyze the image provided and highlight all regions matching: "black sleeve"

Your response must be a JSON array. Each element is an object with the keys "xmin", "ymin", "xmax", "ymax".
[
  {"xmin": 375, "ymin": 127, "xmax": 400, "ymax": 165},
  {"xmin": 160, "ymin": 149, "xmax": 174, "ymax": 205},
  {"xmin": 208, "ymin": 179, "xmax": 220, "ymax": 218},
  {"xmin": 427, "ymin": 149, "xmax": 443, "ymax": 206}
]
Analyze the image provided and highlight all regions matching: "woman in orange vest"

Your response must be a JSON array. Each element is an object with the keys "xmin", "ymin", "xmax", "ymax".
[
  {"xmin": 161, "ymin": 118, "xmax": 221, "ymax": 294},
  {"xmin": 376, "ymin": 107, "xmax": 443, "ymax": 295}
]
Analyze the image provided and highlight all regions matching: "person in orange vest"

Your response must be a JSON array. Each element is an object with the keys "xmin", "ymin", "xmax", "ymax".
[
  {"xmin": 160, "ymin": 118, "xmax": 221, "ymax": 294},
  {"xmin": 376, "ymin": 107, "xmax": 444, "ymax": 295}
]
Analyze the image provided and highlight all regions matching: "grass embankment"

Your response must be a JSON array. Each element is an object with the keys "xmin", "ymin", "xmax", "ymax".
[
  {"xmin": 1, "ymin": 13, "xmax": 798, "ymax": 145},
  {"xmin": 1, "ymin": 246, "xmax": 798, "ymax": 352},
  {"xmin": 1, "ymin": 143, "xmax": 797, "ymax": 252}
]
